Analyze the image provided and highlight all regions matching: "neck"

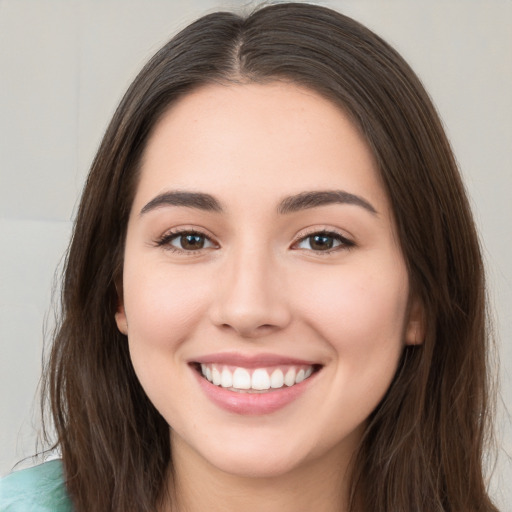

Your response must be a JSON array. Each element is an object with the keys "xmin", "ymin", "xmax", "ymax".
[{"xmin": 161, "ymin": 433, "xmax": 358, "ymax": 512}]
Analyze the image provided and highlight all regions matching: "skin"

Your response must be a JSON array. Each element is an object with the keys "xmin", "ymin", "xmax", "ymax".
[{"xmin": 115, "ymin": 82, "xmax": 424, "ymax": 512}]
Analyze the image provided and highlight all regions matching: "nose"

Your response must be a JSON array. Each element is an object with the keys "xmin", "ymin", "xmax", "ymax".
[{"xmin": 209, "ymin": 247, "xmax": 292, "ymax": 338}]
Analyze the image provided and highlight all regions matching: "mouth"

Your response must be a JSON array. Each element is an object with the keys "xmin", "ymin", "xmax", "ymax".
[
  {"xmin": 189, "ymin": 353, "xmax": 323, "ymax": 414},
  {"xmin": 192, "ymin": 362, "xmax": 321, "ymax": 393}
]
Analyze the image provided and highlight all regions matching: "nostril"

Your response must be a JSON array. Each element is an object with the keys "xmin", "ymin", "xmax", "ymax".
[{"xmin": 217, "ymin": 322, "xmax": 281, "ymax": 339}]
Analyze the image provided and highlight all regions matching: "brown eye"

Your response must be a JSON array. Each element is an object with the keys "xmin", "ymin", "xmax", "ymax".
[
  {"xmin": 309, "ymin": 234, "xmax": 335, "ymax": 250},
  {"xmin": 295, "ymin": 231, "xmax": 354, "ymax": 252},
  {"xmin": 178, "ymin": 234, "xmax": 206, "ymax": 250},
  {"xmin": 161, "ymin": 231, "xmax": 215, "ymax": 251}
]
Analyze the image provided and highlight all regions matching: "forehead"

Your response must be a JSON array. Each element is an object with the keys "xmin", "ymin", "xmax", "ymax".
[{"xmin": 135, "ymin": 82, "xmax": 388, "ymax": 215}]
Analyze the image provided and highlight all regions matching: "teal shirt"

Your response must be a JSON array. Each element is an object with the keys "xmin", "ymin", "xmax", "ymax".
[{"xmin": 0, "ymin": 459, "xmax": 73, "ymax": 511}]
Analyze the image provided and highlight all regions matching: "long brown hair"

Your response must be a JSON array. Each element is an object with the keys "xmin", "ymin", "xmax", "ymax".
[{"xmin": 42, "ymin": 3, "xmax": 498, "ymax": 511}]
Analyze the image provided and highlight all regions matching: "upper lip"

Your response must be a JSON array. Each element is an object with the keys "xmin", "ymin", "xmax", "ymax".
[{"xmin": 190, "ymin": 352, "xmax": 320, "ymax": 368}]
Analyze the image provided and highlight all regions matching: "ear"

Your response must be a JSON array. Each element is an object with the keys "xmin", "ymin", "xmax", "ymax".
[
  {"xmin": 114, "ymin": 281, "xmax": 128, "ymax": 335},
  {"xmin": 404, "ymin": 294, "xmax": 425, "ymax": 346},
  {"xmin": 115, "ymin": 304, "xmax": 128, "ymax": 335}
]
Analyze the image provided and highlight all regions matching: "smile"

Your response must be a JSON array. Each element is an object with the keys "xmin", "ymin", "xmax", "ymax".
[
  {"xmin": 199, "ymin": 363, "xmax": 315, "ymax": 392},
  {"xmin": 190, "ymin": 355, "xmax": 322, "ymax": 414}
]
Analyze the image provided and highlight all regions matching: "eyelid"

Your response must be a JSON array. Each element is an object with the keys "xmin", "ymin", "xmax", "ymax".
[
  {"xmin": 155, "ymin": 227, "xmax": 219, "ymax": 253},
  {"xmin": 291, "ymin": 227, "xmax": 355, "ymax": 252},
  {"xmin": 153, "ymin": 225, "xmax": 354, "ymax": 254}
]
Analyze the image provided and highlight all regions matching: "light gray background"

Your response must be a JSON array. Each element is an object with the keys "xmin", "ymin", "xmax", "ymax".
[{"xmin": 1, "ymin": 0, "xmax": 511, "ymax": 507}]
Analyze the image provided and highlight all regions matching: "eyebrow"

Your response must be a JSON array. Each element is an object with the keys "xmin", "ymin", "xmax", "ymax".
[
  {"xmin": 277, "ymin": 190, "xmax": 378, "ymax": 215},
  {"xmin": 140, "ymin": 191, "xmax": 223, "ymax": 215},
  {"xmin": 139, "ymin": 189, "xmax": 377, "ymax": 216}
]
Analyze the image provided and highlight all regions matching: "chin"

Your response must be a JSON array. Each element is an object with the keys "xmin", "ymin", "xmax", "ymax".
[
  {"xmin": 173, "ymin": 426, "xmax": 313, "ymax": 479},
  {"xmin": 207, "ymin": 448, "xmax": 305, "ymax": 479}
]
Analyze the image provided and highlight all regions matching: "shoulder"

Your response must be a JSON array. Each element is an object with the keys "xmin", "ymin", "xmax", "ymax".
[{"xmin": 0, "ymin": 459, "xmax": 73, "ymax": 512}]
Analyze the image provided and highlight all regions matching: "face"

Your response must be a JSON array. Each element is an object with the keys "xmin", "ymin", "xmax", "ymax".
[{"xmin": 116, "ymin": 82, "xmax": 423, "ymax": 479}]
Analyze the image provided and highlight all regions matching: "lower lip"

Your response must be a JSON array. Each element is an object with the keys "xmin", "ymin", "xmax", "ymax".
[{"xmin": 193, "ymin": 368, "xmax": 316, "ymax": 415}]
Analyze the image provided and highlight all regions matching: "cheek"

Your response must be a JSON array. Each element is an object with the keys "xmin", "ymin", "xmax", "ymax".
[
  {"xmin": 294, "ymin": 257, "xmax": 409, "ymax": 389},
  {"xmin": 122, "ymin": 260, "xmax": 211, "ymax": 357},
  {"xmin": 121, "ymin": 261, "xmax": 214, "ymax": 421},
  {"xmin": 292, "ymin": 261, "xmax": 409, "ymax": 443},
  {"xmin": 299, "ymin": 258, "xmax": 409, "ymax": 343}
]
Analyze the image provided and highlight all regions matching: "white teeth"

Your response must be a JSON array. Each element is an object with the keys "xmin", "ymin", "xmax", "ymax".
[
  {"xmin": 212, "ymin": 367, "xmax": 221, "ymax": 386},
  {"xmin": 251, "ymin": 369, "xmax": 271, "ymax": 390},
  {"xmin": 220, "ymin": 368, "xmax": 232, "ymax": 388},
  {"xmin": 199, "ymin": 364, "xmax": 316, "ymax": 391},
  {"xmin": 284, "ymin": 368, "xmax": 296, "ymax": 387},
  {"xmin": 232, "ymin": 368, "xmax": 251, "ymax": 389},
  {"xmin": 270, "ymin": 369, "xmax": 284, "ymax": 388}
]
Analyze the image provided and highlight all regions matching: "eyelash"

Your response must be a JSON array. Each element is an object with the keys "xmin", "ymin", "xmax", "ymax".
[
  {"xmin": 155, "ymin": 229, "xmax": 216, "ymax": 254},
  {"xmin": 292, "ymin": 229, "xmax": 355, "ymax": 254},
  {"xmin": 154, "ymin": 228, "xmax": 355, "ymax": 255}
]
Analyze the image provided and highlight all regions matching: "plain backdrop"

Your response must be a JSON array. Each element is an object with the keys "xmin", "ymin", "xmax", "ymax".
[{"xmin": 1, "ymin": 0, "xmax": 511, "ymax": 508}]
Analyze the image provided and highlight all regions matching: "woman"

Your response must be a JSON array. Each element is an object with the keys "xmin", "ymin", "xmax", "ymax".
[{"xmin": 0, "ymin": 3, "xmax": 500, "ymax": 511}]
